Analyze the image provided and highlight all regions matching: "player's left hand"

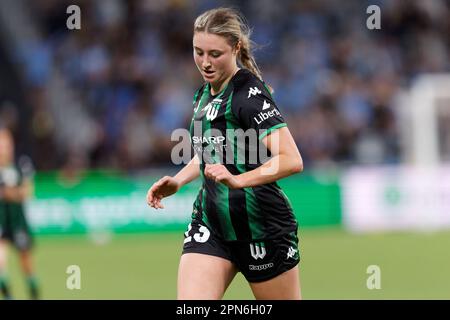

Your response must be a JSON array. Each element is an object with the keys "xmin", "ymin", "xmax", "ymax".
[{"xmin": 204, "ymin": 164, "xmax": 243, "ymax": 189}]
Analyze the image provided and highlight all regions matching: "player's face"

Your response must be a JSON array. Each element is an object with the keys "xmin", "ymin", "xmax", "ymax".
[
  {"xmin": 0, "ymin": 131, "xmax": 14, "ymax": 166},
  {"xmin": 193, "ymin": 32, "xmax": 238, "ymax": 90}
]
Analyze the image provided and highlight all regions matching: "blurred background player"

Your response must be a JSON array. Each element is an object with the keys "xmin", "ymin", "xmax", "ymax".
[{"xmin": 0, "ymin": 128, "xmax": 39, "ymax": 300}]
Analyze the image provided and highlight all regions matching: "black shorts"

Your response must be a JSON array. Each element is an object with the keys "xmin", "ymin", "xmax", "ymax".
[
  {"xmin": 0, "ymin": 210, "xmax": 34, "ymax": 251},
  {"xmin": 182, "ymin": 219, "xmax": 300, "ymax": 283}
]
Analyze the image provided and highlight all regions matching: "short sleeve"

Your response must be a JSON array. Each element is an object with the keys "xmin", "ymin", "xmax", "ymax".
[{"xmin": 232, "ymin": 82, "xmax": 287, "ymax": 140}]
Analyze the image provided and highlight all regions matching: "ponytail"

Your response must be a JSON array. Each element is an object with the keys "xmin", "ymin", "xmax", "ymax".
[{"xmin": 238, "ymin": 36, "xmax": 263, "ymax": 81}]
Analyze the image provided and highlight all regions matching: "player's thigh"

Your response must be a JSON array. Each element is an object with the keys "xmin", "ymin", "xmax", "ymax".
[
  {"xmin": 177, "ymin": 253, "xmax": 238, "ymax": 300},
  {"xmin": 249, "ymin": 265, "xmax": 301, "ymax": 300},
  {"xmin": 178, "ymin": 219, "xmax": 238, "ymax": 299}
]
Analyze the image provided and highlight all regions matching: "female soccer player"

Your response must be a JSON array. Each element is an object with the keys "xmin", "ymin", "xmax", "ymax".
[
  {"xmin": 0, "ymin": 128, "xmax": 39, "ymax": 299},
  {"xmin": 147, "ymin": 7, "xmax": 303, "ymax": 300}
]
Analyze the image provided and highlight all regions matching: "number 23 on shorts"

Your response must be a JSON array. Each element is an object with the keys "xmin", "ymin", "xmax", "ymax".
[{"xmin": 184, "ymin": 223, "xmax": 211, "ymax": 244}]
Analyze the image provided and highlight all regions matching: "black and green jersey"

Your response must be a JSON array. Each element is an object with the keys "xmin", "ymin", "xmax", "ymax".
[{"xmin": 189, "ymin": 69, "xmax": 297, "ymax": 241}]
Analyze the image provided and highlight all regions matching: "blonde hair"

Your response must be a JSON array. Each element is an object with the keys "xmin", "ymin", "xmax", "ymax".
[{"xmin": 194, "ymin": 7, "xmax": 263, "ymax": 81}]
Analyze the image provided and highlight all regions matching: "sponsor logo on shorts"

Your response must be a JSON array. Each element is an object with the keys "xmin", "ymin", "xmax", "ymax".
[{"xmin": 249, "ymin": 263, "xmax": 274, "ymax": 271}]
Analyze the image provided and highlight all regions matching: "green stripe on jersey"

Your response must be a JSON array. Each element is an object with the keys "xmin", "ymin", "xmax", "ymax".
[
  {"xmin": 211, "ymin": 90, "xmax": 235, "ymax": 240},
  {"xmin": 258, "ymin": 123, "xmax": 287, "ymax": 140},
  {"xmin": 193, "ymin": 84, "xmax": 211, "ymax": 225},
  {"xmin": 190, "ymin": 84, "xmax": 210, "ymax": 136},
  {"xmin": 201, "ymin": 85, "xmax": 235, "ymax": 240},
  {"xmin": 215, "ymin": 181, "xmax": 234, "ymax": 239},
  {"xmin": 225, "ymin": 92, "xmax": 263, "ymax": 239}
]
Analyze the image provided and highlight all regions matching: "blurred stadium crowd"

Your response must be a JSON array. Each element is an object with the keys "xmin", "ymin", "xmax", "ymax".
[{"xmin": 0, "ymin": 0, "xmax": 449, "ymax": 171}]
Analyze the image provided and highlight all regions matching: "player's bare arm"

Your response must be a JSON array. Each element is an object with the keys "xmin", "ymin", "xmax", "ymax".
[
  {"xmin": 0, "ymin": 180, "xmax": 33, "ymax": 203},
  {"xmin": 147, "ymin": 154, "xmax": 200, "ymax": 209}
]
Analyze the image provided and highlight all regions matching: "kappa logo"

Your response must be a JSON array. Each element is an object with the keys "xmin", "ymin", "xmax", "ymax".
[
  {"xmin": 287, "ymin": 246, "xmax": 297, "ymax": 259},
  {"xmin": 248, "ymin": 86, "xmax": 262, "ymax": 98},
  {"xmin": 203, "ymin": 98, "xmax": 222, "ymax": 121},
  {"xmin": 249, "ymin": 242, "xmax": 266, "ymax": 260}
]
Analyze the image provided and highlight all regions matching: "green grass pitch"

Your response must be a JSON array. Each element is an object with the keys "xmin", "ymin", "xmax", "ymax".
[{"xmin": 5, "ymin": 227, "xmax": 450, "ymax": 299}]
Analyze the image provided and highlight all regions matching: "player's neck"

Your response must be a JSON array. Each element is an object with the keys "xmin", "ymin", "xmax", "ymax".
[{"xmin": 210, "ymin": 67, "xmax": 240, "ymax": 96}]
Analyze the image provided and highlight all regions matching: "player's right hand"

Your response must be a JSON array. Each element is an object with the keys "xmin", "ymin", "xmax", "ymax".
[{"xmin": 146, "ymin": 176, "xmax": 180, "ymax": 209}]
